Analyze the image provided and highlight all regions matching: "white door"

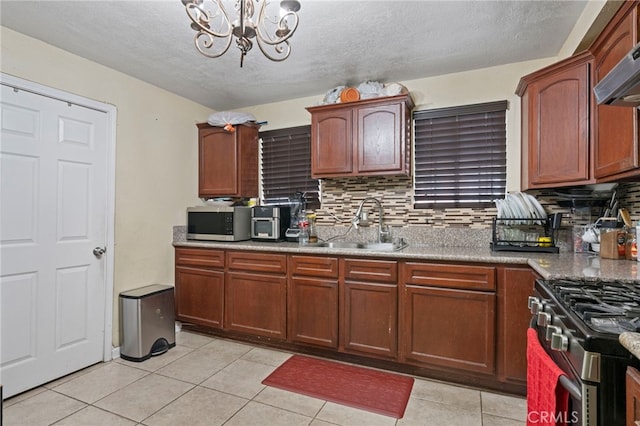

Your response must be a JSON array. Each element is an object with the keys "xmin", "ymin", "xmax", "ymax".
[{"xmin": 1, "ymin": 82, "xmax": 110, "ymax": 398}]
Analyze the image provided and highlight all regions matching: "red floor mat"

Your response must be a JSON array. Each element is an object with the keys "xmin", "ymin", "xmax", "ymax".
[{"xmin": 261, "ymin": 355, "xmax": 414, "ymax": 418}]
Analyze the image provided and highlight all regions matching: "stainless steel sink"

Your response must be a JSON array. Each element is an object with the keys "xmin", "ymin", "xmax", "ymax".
[
  {"xmin": 312, "ymin": 242, "xmax": 365, "ymax": 249},
  {"xmin": 362, "ymin": 242, "xmax": 408, "ymax": 251},
  {"xmin": 308, "ymin": 240, "xmax": 408, "ymax": 252}
]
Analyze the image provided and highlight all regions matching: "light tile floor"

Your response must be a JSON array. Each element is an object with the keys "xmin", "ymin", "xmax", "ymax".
[{"xmin": 3, "ymin": 331, "xmax": 526, "ymax": 426}]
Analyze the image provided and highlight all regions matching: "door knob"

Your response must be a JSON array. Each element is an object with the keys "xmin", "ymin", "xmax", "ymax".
[{"xmin": 93, "ymin": 246, "xmax": 106, "ymax": 258}]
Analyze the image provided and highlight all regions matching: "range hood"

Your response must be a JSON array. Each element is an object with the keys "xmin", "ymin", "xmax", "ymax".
[{"xmin": 594, "ymin": 41, "xmax": 640, "ymax": 107}]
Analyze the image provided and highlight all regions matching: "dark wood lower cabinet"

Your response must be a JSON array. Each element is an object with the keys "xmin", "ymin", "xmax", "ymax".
[
  {"xmin": 289, "ymin": 277, "xmax": 338, "ymax": 348},
  {"xmin": 399, "ymin": 261, "xmax": 497, "ymax": 375},
  {"xmin": 174, "ymin": 248, "xmax": 225, "ymax": 329},
  {"xmin": 341, "ymin": 281, "xmax": 398, "ymax": 358},
  {"xmin": 627, "ymin": 366, "xmax": 640, "ymax": 426},
  {"xmin": 340, "ymin": 258, "xmax": 398, "ymax": 359},
  {"xmin": 174, "ymin": 247, "xmax": 529, "ymax": 395},
  {"xmin": 497, "ymin": 266, "xmax": 536, "ymax": 385},
  {"xmin": 401, "ymin": 285, "xmax": 496, "ymax": 374},
  {"xmin": 225, "ymin": 251, "xmax": 288, "ymax": 339},
  {"xmin": 225, "ymin": 272, "xmax": 287, "ymax": 338},
  {"xmin": 288, "ymin": 255, "xmax": 339, "ymax": 348},
  {"xmin": 175, "ymin": 266, "xmax": 224, "ymax": 329}
]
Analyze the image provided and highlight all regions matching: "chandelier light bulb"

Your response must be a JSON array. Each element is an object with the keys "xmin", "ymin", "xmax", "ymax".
[{"xmin": 280, "ymin": 0, "xmax": 300, "ymax": 12}]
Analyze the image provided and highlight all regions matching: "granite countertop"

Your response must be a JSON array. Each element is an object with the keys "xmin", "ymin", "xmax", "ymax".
[
  {"xmin": 620, "ymin": 332, "xmax": 640, "ymax": 359},
  {"xmin": 173, "ymin": 240, "xmax": 640, "ymax": 282}
]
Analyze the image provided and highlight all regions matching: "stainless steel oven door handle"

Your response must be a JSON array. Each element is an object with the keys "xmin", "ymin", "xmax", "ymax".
[{"xmin": 558, "ymin": 375, "xmax": 582, "ymax": 401}]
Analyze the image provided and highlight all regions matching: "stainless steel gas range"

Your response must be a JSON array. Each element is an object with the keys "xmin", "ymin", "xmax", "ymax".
[{"xmin": 529, "ymin": 278, "xmax": 640, "ymax": 426}]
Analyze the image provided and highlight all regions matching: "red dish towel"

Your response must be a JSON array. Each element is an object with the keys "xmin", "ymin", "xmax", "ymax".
[{"xmin": 527, "ymin": 328, "xmax": 570, "ymax": 426}]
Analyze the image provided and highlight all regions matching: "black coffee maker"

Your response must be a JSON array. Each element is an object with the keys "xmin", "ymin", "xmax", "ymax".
[{"xmin": 285, "ymin": 191, "xmax": 306, "ymax": 242}]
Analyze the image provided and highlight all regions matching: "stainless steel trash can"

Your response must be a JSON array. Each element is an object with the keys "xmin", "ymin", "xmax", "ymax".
[{"xmin": 119, "ymin": 284, "xmax": 175, "ymax": 362}]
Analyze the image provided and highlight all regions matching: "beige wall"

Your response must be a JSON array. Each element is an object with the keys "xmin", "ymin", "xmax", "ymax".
[
  {"xmin": 1, "ymin": 27, "xmax": 210, "ymax": 348},
  {"xmin": 558, "ymin": 0, "xmax": 607, "ymax": 58}
]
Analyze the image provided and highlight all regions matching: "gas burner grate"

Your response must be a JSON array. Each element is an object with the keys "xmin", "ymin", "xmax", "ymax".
[
  {"xmin": 586, "ymin": 315, "xmax": 640, "ymax": 333},
  {"xmin": 541, "ymin": 278, "xmax": 640, "ymax": 334}
]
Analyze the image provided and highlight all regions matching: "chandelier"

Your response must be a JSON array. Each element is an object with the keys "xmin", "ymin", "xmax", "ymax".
[{"xmin": 181, "ymin": 0, "xmax": 301, "ymax": 67}]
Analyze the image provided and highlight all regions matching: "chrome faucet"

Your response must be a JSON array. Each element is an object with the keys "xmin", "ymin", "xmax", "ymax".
[{"xmin": 352, "ymin": 197, "xmax": 389, "ymax": 243}]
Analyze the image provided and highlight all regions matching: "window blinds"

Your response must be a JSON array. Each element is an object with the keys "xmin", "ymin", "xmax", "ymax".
[
  {"xmin": 260, "ymin": 125, "xmax": 320, "ymax": 207},
  {"xmin": 413, "ymin": 100, "xmax": 507, "ymax": 208}
]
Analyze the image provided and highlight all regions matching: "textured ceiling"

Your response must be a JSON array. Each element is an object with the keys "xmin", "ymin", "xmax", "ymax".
[{"xmin": 1, "ymin": 0, "xmax": 589, "ymax": 110}]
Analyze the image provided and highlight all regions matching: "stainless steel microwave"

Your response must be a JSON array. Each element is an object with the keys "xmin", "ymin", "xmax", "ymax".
[{"xmin": 186, "ymin": 206, "xmax": 251, "ymax": 241}]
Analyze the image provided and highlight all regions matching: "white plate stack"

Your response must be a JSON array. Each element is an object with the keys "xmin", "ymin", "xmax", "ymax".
[{"xmin": 494, "ymin": 192, "xmax": 547, "ymax": 225}]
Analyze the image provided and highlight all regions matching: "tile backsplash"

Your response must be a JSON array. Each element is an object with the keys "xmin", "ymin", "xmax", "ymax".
[
  {"xmin": 315, "ymin": 177, "xmax": 640, "ymax": 251},
  {"xmin": 317, "ymin": 175, "xmax": 496, "ymax": 229},
  {"xmin": 317, "ymin": 177, "xmax": 640, "ymax": 228}
]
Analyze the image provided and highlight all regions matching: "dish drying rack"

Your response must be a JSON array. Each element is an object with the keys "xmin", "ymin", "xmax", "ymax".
[{"xmin": 490, "ymin": 215, "xmax": 561, "ymax": 253}]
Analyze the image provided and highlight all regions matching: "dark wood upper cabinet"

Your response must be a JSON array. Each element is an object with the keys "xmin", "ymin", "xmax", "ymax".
[
  {"xmin": 197, "ymin": 123, "xmax": 259, "ymax": 198},
  {"xmin": 516, "ymin": 51, "xmax": 594, "ymax": 189},
  {"xmin": 307, "ymin": 94, "xmax": 414, "ymax": 179},
  {"xmin": 517, "ymin": 1, "xmax": 640, "ymax": 189},
  {"xmin": 308, "ymin": 107, "xmax": 353, "ymax": 176},
  {"xmin": 356, "ymin": 101, "xmax": 407, "ymax": 174},
  {"xmin": 590, "ymin": 1, "xmax": 640, "ymax": 181}
]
